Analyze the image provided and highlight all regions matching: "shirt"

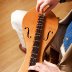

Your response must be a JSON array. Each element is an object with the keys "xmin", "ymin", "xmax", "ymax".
[{"xmin": 63, "ymin": 21, "xmax": 72, "ymax": 51}]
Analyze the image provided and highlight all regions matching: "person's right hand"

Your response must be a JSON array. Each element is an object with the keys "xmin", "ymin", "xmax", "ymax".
[
  {"xmin": 28, "ymin": 60, "xmax": 61, "ymax": 72},
  {"xmin": 36, "ymin": 0, "xmax": 59, "ymax": 14}
]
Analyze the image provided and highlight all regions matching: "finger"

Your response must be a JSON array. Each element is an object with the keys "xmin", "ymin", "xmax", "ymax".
[
  {"xmin": 36, "ymin": 1, "xmax": 43, "ymax": 12},
  {"xmin": 39, "ymin": 2, "xmax": 50, "ymax": 13},
  {"xmin": 45, "ymin": 5, "xmax": 54, "ymax": 14},
  {"xmin": 28, "ymin": 66, "xmax": 35, "ymax": 70},
  {"xmin": 45, "ymin": 3, "xmax": 58, "ymax": 14},
  {"xmin": 28, "ymin": 65, "xmax": 40, "ymax": 71}
]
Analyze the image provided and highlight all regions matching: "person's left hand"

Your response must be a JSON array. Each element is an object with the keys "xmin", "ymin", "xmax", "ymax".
[{"xmin": 28, "ymin": 60, "xmax": 61, "ymax": 72}]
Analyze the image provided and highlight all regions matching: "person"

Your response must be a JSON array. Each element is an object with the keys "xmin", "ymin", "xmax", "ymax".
[
  {"xmin": 11, "ymin": 0, "xmax": 72, "ymax": 72},
  {"xmin": 28, "ymin": 0, "xmax": 72, "ymax": 72},
  {"xmin": 11, "ymin": 0, "xmax": 71, "ymax": 54},
  {"xmin": 36, "ymin": 0, "xmax": 59, "ymax": 14}
]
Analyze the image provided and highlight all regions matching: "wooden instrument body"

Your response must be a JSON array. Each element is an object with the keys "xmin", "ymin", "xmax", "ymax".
[{"xmin": 18, "ymin": 8, "xmax": 58, "ymax": 72}]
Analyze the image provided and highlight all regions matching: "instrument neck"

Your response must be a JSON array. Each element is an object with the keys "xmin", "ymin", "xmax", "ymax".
[{"xmin": 30, "ymin": 14, "xmax": 45, "ymax": 66}]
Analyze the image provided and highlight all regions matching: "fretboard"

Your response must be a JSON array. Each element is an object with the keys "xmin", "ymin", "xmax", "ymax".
[{"xmin": 29, "ymin": 14, "xmax": 45, "ymax": 66}]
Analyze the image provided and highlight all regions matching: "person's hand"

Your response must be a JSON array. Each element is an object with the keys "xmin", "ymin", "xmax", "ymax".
[
  {"xmin": 28, "ymin": 60, "xmax": 61, "ymax": 72},
  {"xmin": 36, "ymin": 0, "xmax": 59, "ymax": 14}
]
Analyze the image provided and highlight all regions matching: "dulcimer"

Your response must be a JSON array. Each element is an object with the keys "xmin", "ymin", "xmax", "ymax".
[{"xmin": 18, "ymin": 8, "xmax": 58, "ymax": 72}]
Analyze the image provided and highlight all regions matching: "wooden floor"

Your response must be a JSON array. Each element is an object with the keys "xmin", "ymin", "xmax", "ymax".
[{"xmin": 0, "ymin": 0, "xmax": 72, "ymax": 72}]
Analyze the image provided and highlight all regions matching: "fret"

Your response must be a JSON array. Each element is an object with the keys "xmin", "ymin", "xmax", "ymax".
[
  {"xmin": 39, "ymin": 18, "xmax": 45, "ymax": 20},
  {"xmin": 30, "ymin": 55, "xmax": 37, "ymax": 66},
  {"xmin": 30, "ymin": 62, "xmax": 35, "ymax": 66},
  {"xmin": 36, "ymin": 28, "xmax": 42, "ymax": 33},
  {"xmin": 32, "ymin": 52, "xmax": 38, "ymax": 56},
  {"xmin": 30, "ymin": 57, "xmax": 37, "ymax": 61},
  {"xmin": 31, "ymin": 53, "xmax": 38, "ymax": 60},
  {"xmin": 35, "ymin": 34, "xmax": 40, "ymax": 37},
  {"xmin": 38, "ymin": 17, "xmax": 44, "ymax": 19},
  {"xmin": 34, "ymin": 34, "xmax": 41, "ymax": 41},
  {"xmin": 37, "ymin": 25, "xmax": 43, "ymax": 29},
  {"xmin": 37, "ymin": 24, "xmax": 43, "ymax": 26},
  {"xmin": 34, "ymin": 40, "xmax": 40, "ymax": 42},
  {"xmin": 33, "ymin": 46, "xmax": 39, "ymax": 48},
  {"xmin": 36, "ymin": 32, "xmax": 41, "ymax": 35},
  {"xmin": 31, "ymin": 57, "xmax": 37, "ymax": 60},
  {"xmin": 38, "ymin": 21, "xmax": 44, "ymax": 23},
  {"xmin": 30, "ymin": 60, "xmax": 36, "ymax": 66},
  {"xmin": 32, "ymin": 46, "xmax": 39, "ymax": 54},
  {"xmin": 38, "ymin": 19, "xmax": 44, "ymax": 22},
  {"xmin": 33, "ymin": 47, "xmax": 39, "ymax": 54},
  {"xmin": 39, "ymin": 14, "xmax": 45, "ymax": 18},
  {"xmin": 37, "ymin": 23, "xmax": 42, "ymax": 25},
  {"xmin": 36, "ymin": 28, "xmax": 42, "ymax": 31}
]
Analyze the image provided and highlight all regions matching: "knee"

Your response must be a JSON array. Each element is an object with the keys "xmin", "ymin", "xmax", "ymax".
[{"xmin": 11, "ymin": 10, "xmax": 28, "ymax": 31}]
